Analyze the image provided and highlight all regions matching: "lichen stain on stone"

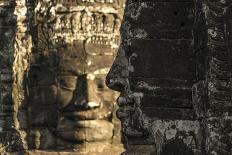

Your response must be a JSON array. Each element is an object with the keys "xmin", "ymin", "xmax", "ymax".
[
  {"xmin": 151, "ymin": 120, "xmax": 200, "ymax": 155},
  {"xmin": 134, "ymin": 28, "xmax": 148, "ymax": 38},
  {"xmin": 128, "ymin": 53, "xmax": 138, "ymax": 73},
  {"xmin": 137, "ymin": 81, "xmax": 160, "ymax": 91},
  {"xmin": 208, "ymin": 28, "xmax": 218, "ymax": 38},
  {"xmin": 127, "ymin": 1, "xmax": 149, "ymax": 20}
]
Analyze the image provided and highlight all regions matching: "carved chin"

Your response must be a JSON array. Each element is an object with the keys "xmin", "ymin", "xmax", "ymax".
[{"xmin": 57, "ymin": 119, "xmax": 114, "ymax": 142}]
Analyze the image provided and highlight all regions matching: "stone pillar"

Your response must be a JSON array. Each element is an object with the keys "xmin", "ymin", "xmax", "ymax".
[
  {"xmin": 193, "ymin": 0, "xmax": 232, "ymax": 154},
  {"xmin": 0, "ymin": 1, "xmax": 18, "ymax": 152},
  {"xmin": 0, "ymin": 0, "xmax": 32, "ymax": 153}
]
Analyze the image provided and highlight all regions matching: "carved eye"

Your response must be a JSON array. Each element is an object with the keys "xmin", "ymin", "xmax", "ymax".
[
  {"xmin": 58, "ymin": 76, "xmax": 77, "ymax": 90},
  {"xmin": 95, "ymin": 77, "xmax": 105, "ymax": 89},
  {"xmin": 97, "ymin": 82, "xmax": 104, "ymax": 89}
]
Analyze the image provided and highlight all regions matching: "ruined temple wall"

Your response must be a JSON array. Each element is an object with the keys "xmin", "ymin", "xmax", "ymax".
[
  {"xmin": 0, "ymin": 1, "xmax": 16, "ymax": 152},
  {"xmin": 0, "ymin": 0, "xmax": 15, "ymax": 132},
  {"xmin": 193, "ymin": 0, "xmax": 232, "ymax": 154},
  {"xmin": 0, "ymin": 0, "xmax": 31, "ymax": 153},
  {"xmin": 204, "ymin": 1, "xmax": 232, "ymax": 154}
]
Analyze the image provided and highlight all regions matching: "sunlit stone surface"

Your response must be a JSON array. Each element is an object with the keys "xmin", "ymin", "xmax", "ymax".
[{"xmin": 0, "ymin": 0, "xmax": 125, "ymax": 154}]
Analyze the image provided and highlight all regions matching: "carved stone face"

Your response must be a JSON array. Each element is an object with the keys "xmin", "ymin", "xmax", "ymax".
[
  {"xmin": 56, "ymin": 42, "xmax": 117, "ymax": 144},
  {"xmin": 106, "ymin": 1, "xmax": 202, "ymax": 154},
  {"xmin": 28, "ymin": 43, "xmax": 119, "ymax": 150},
  {"xmin": 27, "ymin": 0, "xmax": 125, "ymax": 152}
]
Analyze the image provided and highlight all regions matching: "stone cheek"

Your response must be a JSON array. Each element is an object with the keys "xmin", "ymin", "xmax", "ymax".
[{"xmin": 56, "ymin": 120, "xmax": 114, "ymax": 142}]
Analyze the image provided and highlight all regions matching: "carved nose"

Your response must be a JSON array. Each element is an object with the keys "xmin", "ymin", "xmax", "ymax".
[
  {"xmin": 106, "ymin": 75, "xmax": 128, "ymax": 92},
  {"xmin": 105, "ymin": 44, "xmax": 129, "ymax": 92},
  {"xmin": 74, "ymin": 74, "xmax": 101, "ymax": 109}
]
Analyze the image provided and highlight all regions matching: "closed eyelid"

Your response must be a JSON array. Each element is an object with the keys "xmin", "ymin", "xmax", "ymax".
[{"xmin": 57, "ymin": 76, "xmax": 78, "ymax": 90}]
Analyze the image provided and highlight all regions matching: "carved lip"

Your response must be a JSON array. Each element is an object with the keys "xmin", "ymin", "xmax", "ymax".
[
  {"xmin": 63, "ymin": 110, "xmax": 111, "ymax": 120},
  {"xmin": 61, "ymin": 101, "xmax": 113, "ymax": 120},
  {"xmin": 57, "ymin": 120, "xmax": 114, "ymax": 142}
]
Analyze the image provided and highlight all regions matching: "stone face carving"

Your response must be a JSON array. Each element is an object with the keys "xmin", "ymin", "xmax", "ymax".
[
  {"xmin": 0, "ymin": 0, "xmax": 124, "ymax": 154},
  {"xmin": 106, "ymin": 0, "xmax": 232, "ymax": 155},
  {"xmin": 24, "ymin": 0, "xmax": 125, "ymax": 154},
  {"xmin": 1, "ymin": 0, "xmax": 232, "ymax": 154},
  {"xmin": 106, "ymin": 1, "xmax": 200, "ymax": 154}
]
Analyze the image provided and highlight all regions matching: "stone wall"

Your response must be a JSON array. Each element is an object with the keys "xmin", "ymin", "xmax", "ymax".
[
  {"xmin": 193, "ymin": 0, "xmax": 232, "ymax": 154},
  {"xmin": 0, "ymin": 0, "xmax": 29, "ymax": 153}
]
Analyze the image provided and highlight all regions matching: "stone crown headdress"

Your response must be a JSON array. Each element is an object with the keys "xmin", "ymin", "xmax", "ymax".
[{"xmin": 35, "ymin": 0, "xmax": 125, "ymax": 47}]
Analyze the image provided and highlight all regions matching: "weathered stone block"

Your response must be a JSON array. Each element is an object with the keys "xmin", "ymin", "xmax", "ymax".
[
  {"xmin": 128, "ymin": 39, "xmax": 195, "ymax": 81},
  {"xmin": 142, "ymin": 107, "xmax": 196, "ymax": 120},
  {"xmin": 128, "ymin": 77, "xmax": 193, "ymax": 89},
  {"xmin": 140, "ymin": 93, "xmax": 192, "ymax": 109},
  {"xmin": 123, "ymin": 1, "xmax": 194, "ymax": 39}
]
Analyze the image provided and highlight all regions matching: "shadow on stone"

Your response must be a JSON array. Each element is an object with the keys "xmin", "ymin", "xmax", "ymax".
[{"xmin": 160, "ymin": 138, "xmax": 194, "ymax": 155}]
